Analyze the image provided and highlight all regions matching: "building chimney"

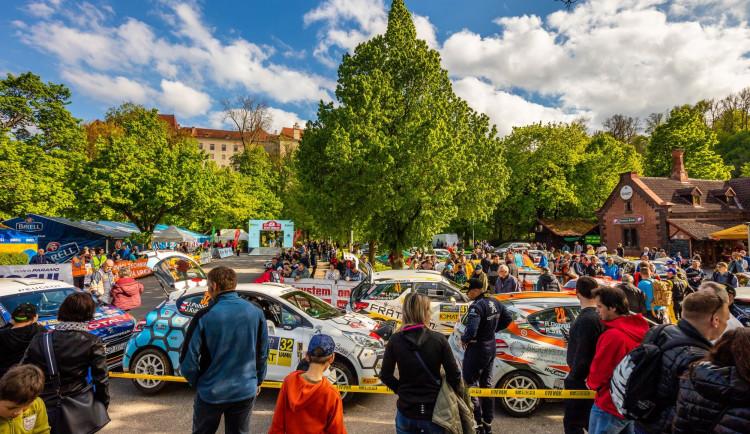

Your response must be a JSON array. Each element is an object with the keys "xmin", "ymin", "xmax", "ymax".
[
  {"xmin": 293, "ymin": 122, "xmax": 301, "ymax": 141},
  {"xmin": 670, "ymin": 149, "xmax": 688, "ymax": 182}
]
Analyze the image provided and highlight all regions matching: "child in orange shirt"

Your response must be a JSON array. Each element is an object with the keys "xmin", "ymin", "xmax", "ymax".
[{"xmin": 269, "ymin": 334, "xmax": 346, "ymax": 434}]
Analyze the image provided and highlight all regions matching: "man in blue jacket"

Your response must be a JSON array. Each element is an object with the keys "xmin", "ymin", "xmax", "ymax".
[{"xmin": 180, "ymin": 266, "xmax": 269, "ymax": 434}]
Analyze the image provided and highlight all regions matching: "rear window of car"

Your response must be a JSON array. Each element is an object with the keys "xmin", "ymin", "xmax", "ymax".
[
  {"xmin": 527, "ymin": 306, "xmax": 578, "ymax": 337},
  {"xmin": 360, "ymin": 282, "xmax": 411, "ymax": 301}
]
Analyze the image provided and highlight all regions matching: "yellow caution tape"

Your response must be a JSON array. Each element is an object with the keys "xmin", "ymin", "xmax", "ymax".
[{"xmin": 110, "ymin": 373, "xmax": 594, "ymax": 399}]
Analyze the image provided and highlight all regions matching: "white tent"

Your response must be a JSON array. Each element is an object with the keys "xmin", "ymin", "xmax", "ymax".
[
  {"xmin": 152, "ymin": 225, "xmax": 198, "ymax": 243},
  {"xmin": 217, "ymin": 229, "xmax": 249, "ymax": 241}
]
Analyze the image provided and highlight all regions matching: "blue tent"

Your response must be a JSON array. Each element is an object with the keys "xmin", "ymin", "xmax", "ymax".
[{"xmin": 0, "ymin": 228, "xmax": 38, "ymax": 261}]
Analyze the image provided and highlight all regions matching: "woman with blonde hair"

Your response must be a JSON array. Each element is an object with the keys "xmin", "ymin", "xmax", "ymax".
[{"xmin": 380, "ymin": 293, "xmax": 462, "ymax": 433}]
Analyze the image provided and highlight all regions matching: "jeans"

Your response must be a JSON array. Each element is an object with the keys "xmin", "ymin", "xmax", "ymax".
[
  {"xmin": 192, "ymin": 394, "xmax": 255, "ymax": 434},
  {"xmin": 563, "ymin": 379, "xmax": 593, "ymax": 434},
  {"xmin": 588, "ymin": 404, "xmax": 634, "ymax": 434},
  {"xmin": 462, "ymin": 344, "xmax": 495, "ymax": 425},
  {"xmin": 395, "ymin": 410, "xmax": 445, "ymax": 434}
]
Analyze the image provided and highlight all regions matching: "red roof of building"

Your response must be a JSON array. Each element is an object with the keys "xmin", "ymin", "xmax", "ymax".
[
  {"xmin": 157, "ymin": 114, "xmax": 179, "ymax": 130},
  {"xmin": 280, "ymin": 126, "xmax": 304, "ymax": 139},
  {"xmin": 191, "ymin": 127, "xmax": 278, "ymax": 142}
]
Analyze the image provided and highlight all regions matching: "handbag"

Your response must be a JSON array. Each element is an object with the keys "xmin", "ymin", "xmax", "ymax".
[{"xmin": 42, "ymin": 332, "xmax": 110, "ymax": 434}]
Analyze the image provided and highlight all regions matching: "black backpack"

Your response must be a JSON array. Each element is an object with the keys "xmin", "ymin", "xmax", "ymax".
[{"xmin": 610, "ymin": 324, "xmax": 695, "ymax": 422}]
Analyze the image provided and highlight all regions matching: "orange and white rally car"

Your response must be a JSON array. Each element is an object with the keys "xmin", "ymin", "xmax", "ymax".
[{"xmin": 449, "ymin": 292, "xmax": 580, "ymax": 417}]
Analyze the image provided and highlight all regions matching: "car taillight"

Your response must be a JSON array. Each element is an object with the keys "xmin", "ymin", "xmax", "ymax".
[
  {"xmin": 354, "ymin": 302, "xmax": 369, "ymax": 310},
  {"xmin": 496, "ymin": 338, "xmax": 509, "ymax": 349},
  {"xmin": 134, "ymin": 319, "xmax": 146, "ymax": 332}
]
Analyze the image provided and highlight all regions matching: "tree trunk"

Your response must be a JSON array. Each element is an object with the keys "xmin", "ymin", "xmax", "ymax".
[{"xmin": 368, "ymin": 239, "xmax": 377, "ymax": 264}]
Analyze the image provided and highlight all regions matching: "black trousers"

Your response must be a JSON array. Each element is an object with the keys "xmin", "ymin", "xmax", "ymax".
[{"xmin": 563, "ymin": 379, "xmax": 593, "ymax": 434}]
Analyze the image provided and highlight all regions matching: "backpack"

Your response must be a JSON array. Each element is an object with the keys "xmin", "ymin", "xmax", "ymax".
[
  {"xmin": 647, "ymin": 279, "xmax": 672, "ymax": 308},
  {"xmin": 610, "ymin": 324, "xmax": 695, "ymax": 422}
]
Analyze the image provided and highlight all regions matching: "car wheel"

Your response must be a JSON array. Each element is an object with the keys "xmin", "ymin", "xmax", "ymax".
[
  {"xmin": 496, "ymin": 371, "xmax": 543, "ymax": 417},
  {"xmin": 327, "ymin": 360, "xmax": 356, "ymax": 403},
  {"xmin": 131, "ymin": 349, "xmax": 172, "ymax": 394}
]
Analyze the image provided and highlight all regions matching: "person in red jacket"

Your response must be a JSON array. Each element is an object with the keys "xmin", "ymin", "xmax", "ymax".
[
  {"xmin": 269, "ymin": 334, "xmax": 346, "ymax": 434},
  {"xmin": 587, "ymin": 286, "xmax": 649, "ymax": 434},
  {"xmin": 110, "ymin": 267, "xmax": 144, "ymax": 311}
]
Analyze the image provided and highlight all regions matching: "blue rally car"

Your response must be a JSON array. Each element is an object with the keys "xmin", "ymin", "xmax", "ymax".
[{"xmin": 0, "ymin": 278, "xmax": 136, "ymax": 368}]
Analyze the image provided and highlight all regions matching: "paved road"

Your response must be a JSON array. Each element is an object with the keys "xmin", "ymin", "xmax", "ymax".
[{"xmin": 102, "ymin": 254, "xmax": 566, "ymax": 433}]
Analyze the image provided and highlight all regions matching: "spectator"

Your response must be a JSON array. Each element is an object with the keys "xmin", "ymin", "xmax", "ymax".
[
  {"xmin": 711, "ymin": 262, "xmax": 739, "ymax": 287},
  {"xmin": 685, "ymin": 259, "xmax": 705, "ymax": 291},
  {"xmin": 91, "ymin": 259, "xmax": 116, "ymax": 304},
  {"xmin": 562, "ymin": 244, "xmax": 571, "ymax": 253},
  {"xmin": 495, "ymin": 265, "xmax": 519, "ymax": 294},
  {"xmin": 179, "ymin": 266, "xmax": 269, "ymax": 434},
  {"xmin": 0, "ymin": 364, "xmax": 49, "ymax": 433},
  {"xmin": 480, "ymin": 253, "xmax": 491, "ymax": 274},
  {"xmin": 91, "ymin": 248, "xmax": 106, "ymax": 271},
  {"xmin": 325, "ymin": 263, "xmax": 341, "ymax": 280},
  {"xmin": 568, "ymin": 255, "xmax": 583, "ymax": 278},
  {"xmin": 506, "ymin": 255, "xmax": 519, "ymax": 279},
  {"xmin": 310, "ymin": 250, "xmax": 318, "ymax": 279},
  {"xmin": 0, "ymin": 303, "xmax": 47, "ymax": 378},
  {"xmin": 71, "ymin": 250, "xmax": 87, "ymax": 289},
  {"xmin": 537, "ymin": 267, "xmax": 560, "ymax": 292},
  {"xmin": 615, "ymin": 243, "xmax": 624, "ymax": 258},
  {"xmin": 453, "ymin": 264, "xmax": 468, "ymax": 285},
  {"xmin": 344, "ymin": 266, "xmax": 364, "ymax": 282},
  {"xmin": 292, "ymin": 264, "xmax": 310, "ymax": 281},
  {"xmin": 574, "ymin": 242, "xmax": 582, "ymax": 254},
  {"xmin": 563, "ymin": 276, "xmax": 604, "ymax": 434},
  {"xmin": 700, "ymin": 282, "xmax": 744, "ymax": 333},
  {"xmin": 28, "ymin": 249, "xmax": 51, "ymax": 265},
  {"xmin": 673, "ymin": 251, "xmax": 683, "ymax": 266},
  {"xmin": 726, "ymin": 286, "xmax": 750, "ymax": 327},
  {"xmin": 23, "ymin": 292, "xmax": 109, "ymax": 428},
  {"xmin": 586, "ymin": 287, "xmax": 649, "ymax": 434},
  {"xmin": 442, "ymin": 264, "xmax": 455, "ymax": 281},
  {"xmin": 269, "ymin": 335, "xmax": 346, "ymax": 434},
  {"xmin": 616, "ymin": 275, "xmax": 646, "ymax": 315},
  {"xmin": 380, "ymin": 293, "xmax": 462, "ymax": 434},
  {"xmin": 602, "ymin": 256, "xmax": 619, "ymax": 281},
  {"xmin": 729, "ymin": 252, "xmax": 746, "ymax": 274},
  {"xmin": 586, "ymin": 256, "xmax": 605, "ymax": 277},
  {"xmin": 109, "ymin": 267, "xmax": 144, "ymax": 312},
  {"xmin": 486, "ymin": 255, "xmax": 501, "ymax": 288},
  {"xmin": 673, "ymin": 327, "xmax": 750, "ymax": 433},
  {"xmin": 635, "ymin": 290, "xmax": 729, "ymax": 433},
  {"xmin": 470, "ymin": 265, "xmax": 489, "ymax": 293},
  {"xmin": 637, "ymin": 263, "xmax": 670, "ymax": 324},
  {"xmin": 666, "ymin": 267, "xmax": 688, "ymax": 320}
]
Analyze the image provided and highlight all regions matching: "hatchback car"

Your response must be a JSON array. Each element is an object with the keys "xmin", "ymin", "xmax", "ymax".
[{"xmin": 0, "ymin": 278, "xmax": 136, "ymax": 368}]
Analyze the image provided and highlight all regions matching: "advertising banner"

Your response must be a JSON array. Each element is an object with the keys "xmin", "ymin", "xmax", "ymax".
[
  {"xmin": 287, "ymin": 279, "xmax": 360, "ymax": 309},
  {"xmin": 215, "ymin": 248, "xmax": 233, "ymax": 258},
  {"xmin": 0, "ymin": 264, "xmax": 74, "ymax": 285},
  {"xmin": 113, "ymin": 258, "xmax": 152, "ymax": 280},
  {"xmin": 233, "ymin": 229, "xmax": 241, "ymax": 247},
  {"xmin": 199, "ymin": 251, "xmax": 212, "ymax": 265}
]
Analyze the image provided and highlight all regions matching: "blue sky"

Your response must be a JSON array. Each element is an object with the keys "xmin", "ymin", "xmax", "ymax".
[{"xmin": 2, "ymin": 0, "xmax": 749, "ymax": 135}]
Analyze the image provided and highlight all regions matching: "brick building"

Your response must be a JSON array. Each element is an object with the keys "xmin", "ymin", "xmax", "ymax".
[
  {"xmin": 157, "ymin": 114, "xmax": 303, "ymax": 168},
  {"xmin": 597, "ymin": 150, "xmax": 750, "ymax": 264}
]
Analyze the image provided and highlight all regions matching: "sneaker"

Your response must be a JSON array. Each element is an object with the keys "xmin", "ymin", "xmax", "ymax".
[{"xmin": 482, "ymin": 419, "xmax": 492, "ymax": 434}]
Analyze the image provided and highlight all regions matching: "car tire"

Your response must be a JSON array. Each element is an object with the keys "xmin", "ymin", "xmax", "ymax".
[
  {"xmin": 496, "ymin": 371, "xmax": 543, "ymax": 418},
  {"xmin": 131, "ymin": 349, "xmax": 172, "ymax": 395},
  {"xmin": 328, "ymin": 360, "xmax": 356, "ymax": 403}
]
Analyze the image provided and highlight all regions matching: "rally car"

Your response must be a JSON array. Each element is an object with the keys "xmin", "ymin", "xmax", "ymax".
[
  {"xmin": 0, "ymin": 278, "xmax": 136, "ymax": 368},
  {"xmin": 449, "ymin": 292, "xmax": 580, "ymax": 417},
  {"xmin": 122, "ymin": 253, "xmax": 385, "ymax": 401},
  {"xmin": 348, "ymin": 269, "xmax": 470, "ymax": 334}
]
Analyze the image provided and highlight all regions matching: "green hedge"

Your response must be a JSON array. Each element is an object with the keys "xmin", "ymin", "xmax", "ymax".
[
  {"xmin": 0, "ymin": 253, "xmax": 31, "ymax": 265},
  {"xmin": 372, "ymin": 262, "xmax": 392, "ymax": 272}
]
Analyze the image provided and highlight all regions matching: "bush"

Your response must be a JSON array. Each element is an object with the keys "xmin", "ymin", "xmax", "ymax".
[
  {"xmin": 0, "ymin": 253, "xmax": 31, "ymax": 265},
  {"xmin": 372, "ymin": 262, "xmax": 392, "ymax": 272}
]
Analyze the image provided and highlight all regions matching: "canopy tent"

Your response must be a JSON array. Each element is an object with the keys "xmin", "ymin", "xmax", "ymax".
[
  {"xmin": 0, "ymin": 228, "xmax": 38, "ymax": 261},
  {"xmin": 153, "ymin": 225, "xmax": 199, "ymax": 243},
  {"xmin": 710, "ymin": 224, "xmax": 749, "ymax": 241},
  {"xmin": 216, "ymin": 229, "xmax": 249, "ymax": 241}
]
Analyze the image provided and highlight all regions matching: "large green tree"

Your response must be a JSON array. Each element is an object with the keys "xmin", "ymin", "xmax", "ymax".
[
  {"xmin": 645, "ymin": 105, "xmax": 732, "ymax": 180},
  {"xmin": 295, "ymin": 0, "xmax": 506, "ymax": 264}
]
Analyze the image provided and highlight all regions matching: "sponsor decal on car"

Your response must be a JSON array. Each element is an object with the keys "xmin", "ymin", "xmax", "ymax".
[
  {"xmin": 362, "ymin": 378, "xmax": 378, "ymax": 384},
  {"xmin": 268, "ymin": 336, "xmax": 294, "ymax": 367}
]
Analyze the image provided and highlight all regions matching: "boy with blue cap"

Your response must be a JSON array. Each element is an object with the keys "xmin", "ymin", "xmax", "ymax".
[{"xmin": 269, "ymin": 334, "xmax": 346, "ymax": 434}]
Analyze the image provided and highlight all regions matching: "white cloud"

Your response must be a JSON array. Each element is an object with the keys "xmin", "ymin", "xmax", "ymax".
[
  {"xmin": 267, "ymin": 107, "xmax": 307, "ymax": 134},
  {"xmin": 159, "ymin": 80, "xmax": 212, "ymax": 118},
  {"xmin": 59, "ymin": 70, "xmax": 154, "ymax": 104},
  {"xmin": 25, "ymin": 2, "xmax": 55, "ymax": 18}
]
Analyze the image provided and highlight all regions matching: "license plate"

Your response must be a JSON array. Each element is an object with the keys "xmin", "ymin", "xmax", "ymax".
[
  {"xmin": 105, "ymin": 342, "xmax": 127, "ymax": 355},
  {"xmin": 554, "ymin": 378, "xmax": 564, "ymax": 389}
]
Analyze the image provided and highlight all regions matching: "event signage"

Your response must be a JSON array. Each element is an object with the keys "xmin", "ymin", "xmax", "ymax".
[
  {"xmin": 0, "ymin": 264, "xmax": 74, "ymax": 285},
  {"xmin": 262, "ymin": 221, "xmax": 283, "ymax": 231},
  {"xmin": 584, "ymin": 235, "xmax": 601, "ymax": 245},
  {"xmin": 248, "ymin": 220, "xmax": 295, "ymax": 252},
  {"xmin": 216, "ymin": 247, "xmax": 233, "ymax": 258},
  {"xmin": 613, "ymin": 216, "xmax": 644, "ymax": 225},
  {"xmin": 288, "ymin": 280, "xmax": 359, "ymax": 309},
  {"xmin": 199, "ymin": 251, "xmax": 212, "ymax": 265},
  {"xmin": 15, "ymin": 218, "xmax": 43, "ymax": 232},
  {"xmin": 45, "ymin": 242, "xmax": 80, "ymax": 263},
  {"xmin": 114, "ymin": 258, "xmax": 152, "ymax": 280}
]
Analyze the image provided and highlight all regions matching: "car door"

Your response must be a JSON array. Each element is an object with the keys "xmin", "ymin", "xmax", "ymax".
[
  {"xmin": 237, "ymin": 292, "xmax": 309, "ymax": 381},
  {"xmin": 414, "ymin": 281, "xmax": 466, "ymax": 333},
  {"xmin": 356, "ymin": 282, "xmax": 412, "ymax": 323}
]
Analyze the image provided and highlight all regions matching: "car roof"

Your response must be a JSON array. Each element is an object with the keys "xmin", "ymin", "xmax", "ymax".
[
  {"xmin": 371, "ymin": 269, "xmax": 446, "ymax": 282},
  {"xmin": 0, "ymin": 278, "xmax": 73, "ymax": 296},
  {"xmin": 174, "ymin": 282, "xmax": 302, "ymax": 299}
]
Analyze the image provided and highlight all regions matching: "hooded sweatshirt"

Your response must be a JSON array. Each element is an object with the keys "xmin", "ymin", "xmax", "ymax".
[
  {"xmin": 586, "ymin": 314, "xmax": 649, "ymax": 418},
  {"xmin": 0, "ymin": 323, "xmax": 48, "ymax": 377},
  {"xmin": 268, "ymin": 370, "xmax": 346, "ymax": 434}
]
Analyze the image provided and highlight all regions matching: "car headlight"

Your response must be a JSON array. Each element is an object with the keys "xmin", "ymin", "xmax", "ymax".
[{"xmin": 342, "ymin": 331, "xmax": 384, "ymax": 349}]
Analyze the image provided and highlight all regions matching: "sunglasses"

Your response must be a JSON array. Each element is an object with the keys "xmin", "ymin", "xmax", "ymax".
[{"xmin": 711, "ymin": 294, "xmax": 725, "ymax": 319}]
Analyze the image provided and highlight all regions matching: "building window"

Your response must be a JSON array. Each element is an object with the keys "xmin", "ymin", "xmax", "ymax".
[
  {"xmin": 625, "ymin": 201, "xmax": 632, "ymax": 212},
  {"xmin": 234, "ymin": 145, "xmax": 238, "ymax": 152},
  {"xmin": 198, "ymin": 143, "xmax": 203, "ymax": 150},
  {"xmin": 623, "ymin": 228, "xmax": 638, "ymax": 249},
  {"xmin": 210, "ymin": 144, "xmax": 215, "ymax": 150},
  {"xmin": 222, "ymin": 155, "xmax": 226, "ymax": 160},
  {"xmin": 210, "ymin": 154, "xmax": 214, "ymax": 159},
  {"xmin": 222, "ymin": 144, "xmax": 226, "ymax": 151},
  {"xmin": 693, "ymin": 195, "xmax": 701, "ymax": 206}
]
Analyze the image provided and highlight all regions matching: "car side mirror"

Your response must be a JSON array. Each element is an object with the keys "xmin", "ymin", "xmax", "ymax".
[{"xmin": 266, "ymin": 320, "xmax": 276, "ymax": 335}]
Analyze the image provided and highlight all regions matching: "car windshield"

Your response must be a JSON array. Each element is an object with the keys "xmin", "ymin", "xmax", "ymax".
[
  {"xmin": 282, "ymin": 291, "xmax": 343, "ymax": 320},
  {"xmin": 0, "ymin": 287, "xmax": 79, "ymax": 318}
]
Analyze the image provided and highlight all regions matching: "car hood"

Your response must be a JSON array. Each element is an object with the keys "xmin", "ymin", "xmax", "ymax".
[
  {"xmin": 322, "ymin": 312, "xmax": 380, "ymax": 333},
  {"xmin": 37, "ymin": 305, "xmax": 135, "ymax": 338}
]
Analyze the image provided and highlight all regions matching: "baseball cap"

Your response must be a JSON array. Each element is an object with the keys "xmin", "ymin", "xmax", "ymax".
[
  {"xmin": 463, "ymin": 278, "xmax": 484, "ymax": 292},
  {"xmin": 666, "ymin": 260, "xmax": 677, "ymax": 266},
  {"xmin": 308, "ymin": 334, "xmax": 335, "ymax": 357},
  {"xmin": 12, "ymin": 303, "xmax": 37, "ymax": 322},
  {"xmin": 667, "ymin": 267, "xmax": 677, "ymax": 275},
  {"xmin": 724, "ymin": 284, "xmax": 736, "ymax": 296}
]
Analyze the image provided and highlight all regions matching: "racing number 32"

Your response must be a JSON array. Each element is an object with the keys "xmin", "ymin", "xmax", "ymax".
[{"xmin": 279, "ymin": 338, "xmax": 294, "ymax": 352}]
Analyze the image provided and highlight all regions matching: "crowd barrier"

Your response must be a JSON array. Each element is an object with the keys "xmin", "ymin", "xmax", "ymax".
[{"xmin": 109, "ymin": 372, "xmax": 595, "ymax": 399}]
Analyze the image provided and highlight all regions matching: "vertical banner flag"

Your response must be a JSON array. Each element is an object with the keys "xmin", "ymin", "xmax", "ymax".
[
  {"xmin": 210, "ymin": 225, "xmax": 216, "ymax": 245},
  {"xmin": 234, "ymin": 229, "xmax": 241, "ymax": 247}
]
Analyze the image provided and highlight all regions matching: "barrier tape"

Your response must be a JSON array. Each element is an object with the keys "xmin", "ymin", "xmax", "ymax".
[{"xmin": 110, "ymin": 373, "xmax": 595, "ymax": 399}]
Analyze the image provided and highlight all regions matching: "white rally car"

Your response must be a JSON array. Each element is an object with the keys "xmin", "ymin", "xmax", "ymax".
[
  {"xmin": 348, "ymin": 269, "xmax": 471, "ymax": 335},
  {"xmin": 122, "ymin": 253, "xmax": 385, "ymax": 401}
]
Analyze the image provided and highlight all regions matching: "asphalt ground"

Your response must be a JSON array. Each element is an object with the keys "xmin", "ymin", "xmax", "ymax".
[{"xmin": 102, "ymin": 253, "xmax": 566, "ymax": 433}]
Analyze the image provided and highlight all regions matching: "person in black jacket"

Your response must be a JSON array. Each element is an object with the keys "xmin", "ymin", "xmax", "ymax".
[
  {"xmin": 537, "ymin": 267, "xmax": 560, "ymax": 291},
  {"xmin": 461, "ymin": 278, "xmax": 512, "ymax": 434},
  {"xmin": 615, "ymin": 276, "xmax": 646, "ymax": 315},
  {"xmin": 0, "ymin": 303, "xmax": 47, "ymax": 378},
  {"xmin": 23, "ymin": 292, "xmax": 109, "ymax": 427},
  {"xmin": 563, "ymin": 276, "xmax": 604, "ymax": 434},
  {"xmin": 674, "ymin": 327, "xmax": 750, "ymax": 433},
  {"xmin": 635, "ymin": 290, "xmax": 729, "ymax": 433},
  {"xmin": 380, "ymin": 293, "xmax": 462, "ymax": 434}
]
